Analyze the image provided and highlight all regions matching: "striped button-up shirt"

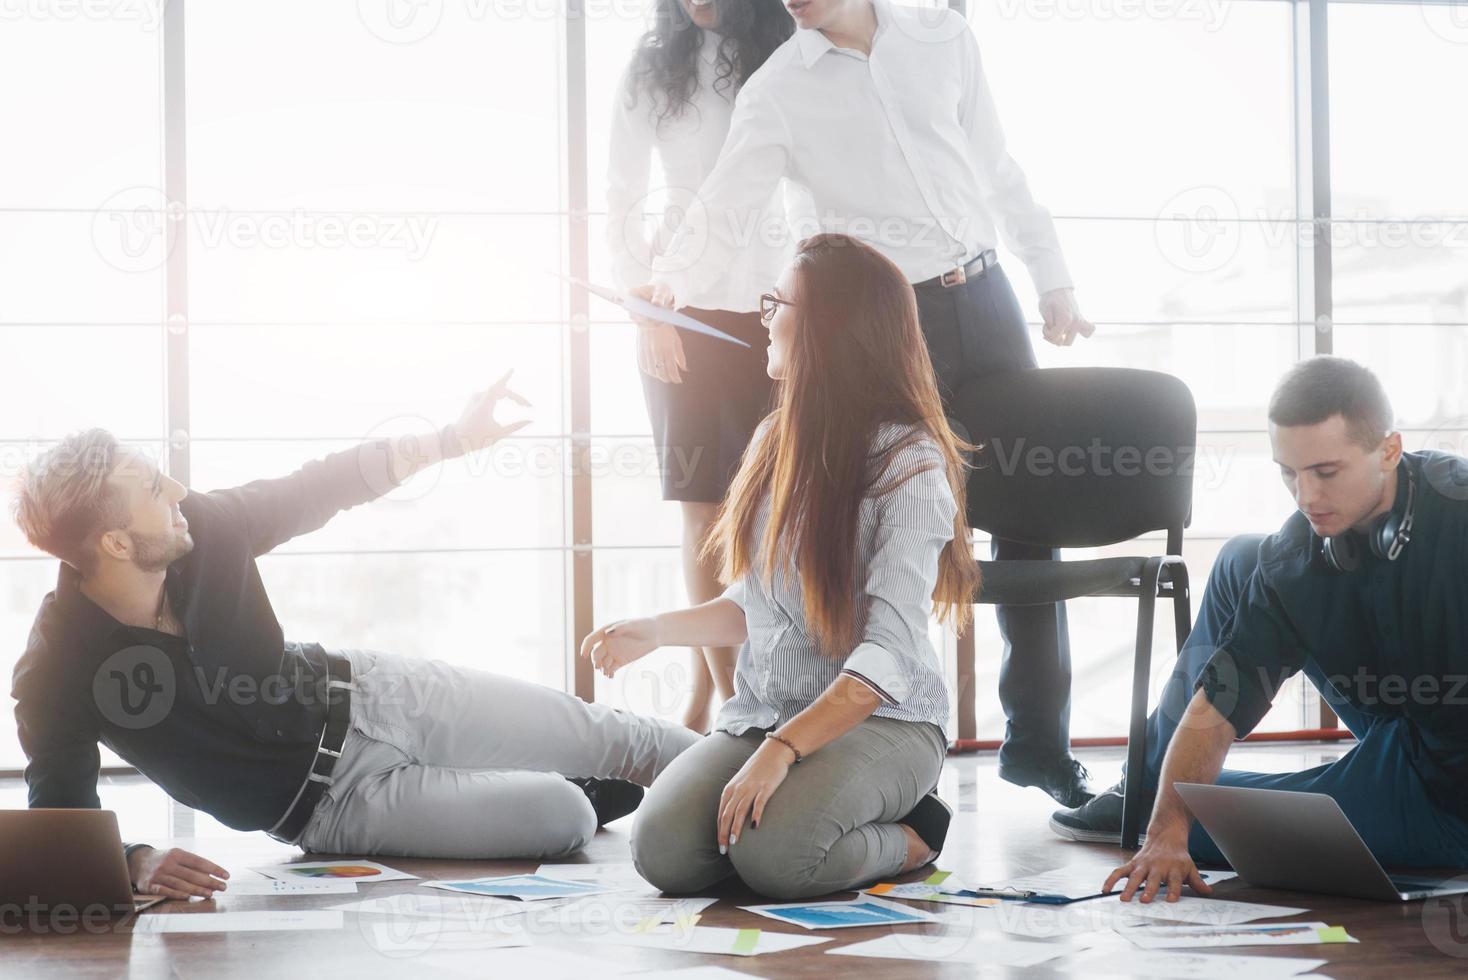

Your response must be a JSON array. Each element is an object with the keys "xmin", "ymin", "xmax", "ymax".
[{"xmin": 715, "ymin": 422, "xmax": 957, "ymax": 736}]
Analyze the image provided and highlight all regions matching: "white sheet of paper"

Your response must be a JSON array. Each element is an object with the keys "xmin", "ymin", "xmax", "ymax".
[
  {"xmin": 548, "ymin": 895, "xmax": 718, "ymax": 929},
  {"xmin": 219, "ymin": 877, "xmax": 360, "ymax": 896},
  {"xmin": 989, "ymin": 866, "xmax": 1236, "ymax": 902},
  {"xmin": 132, "ymin": 910, "xmax": 345, "ymax": 933},
  {"xmin": 361, "ymin": 919, "xmax": 531, "ymax": 955},
  {"xmin": 563, "ymin": 923, "xmax": 830, "ymax": 957},
  {"xmin": 623, "ymin": 970, "xmax": 768, "ymax": 980},
  {"xmin": 827, "ymin": 931, "xmax": 1086, "ymax": 967},
  {"xmin": 411, "ymin": 945, "xmax": 646, "ymax": 978},
  {"xmin": 1062, "ymin": 949, "xmax": 1329, "ymax": 979},
  {"xmin": 422, "ymin": 874, "xmax": 616, "ymax": 901},
  {"xmin": 251, "ymin": 859, "xmax": 417, "ymax": 883},
  {"xmin": 1116, "ymin": 921, "xmax": 1357, "ymax": 950},
  {"xmin": 740, "ymin": 894, "xmax": 942, "ymax": 930},
  {"xmin": 534, "ymin": 863, "xmax": 659, "ymax": 895},
  {"xmin": 993, "ymin": 895, "xmax": 1311, "ymax": 939},
  {"xmin": 329, "ymin": 891, "xmax": 544, "ymax": 924}
]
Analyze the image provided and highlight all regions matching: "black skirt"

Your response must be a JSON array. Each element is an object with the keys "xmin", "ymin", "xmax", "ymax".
[{"xmin": 640, "ymin": 307, "xmax": 775, "ymax": 503}]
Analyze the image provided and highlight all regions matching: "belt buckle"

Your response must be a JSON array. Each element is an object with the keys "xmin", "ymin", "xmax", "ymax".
[{"xmin": 940, "ymin": 265, "xmax": 966, "ymax": 288}]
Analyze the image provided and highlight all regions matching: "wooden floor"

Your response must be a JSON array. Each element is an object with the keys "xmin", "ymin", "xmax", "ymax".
[{"xmin": 3, "ymin": 744, "xmax": 1466, "ymax": 979}]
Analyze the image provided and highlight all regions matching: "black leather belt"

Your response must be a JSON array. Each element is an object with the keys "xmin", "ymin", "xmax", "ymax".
[
  {"xmin": 267, "ymin": 653, "xmax": 353, "ymax": 844},
  {"xmin": 914, "ymin": 248, "xmax": 998, "ymax": 290}
]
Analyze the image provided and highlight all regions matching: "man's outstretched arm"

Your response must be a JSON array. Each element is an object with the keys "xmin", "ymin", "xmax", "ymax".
[
  {"xmin": 1104, "ymin": 689, "xmax": 1239, "ymax": 903},
  {"xmin": 209, "ymin": 371, "xmax": 531, "ymax": 557}
]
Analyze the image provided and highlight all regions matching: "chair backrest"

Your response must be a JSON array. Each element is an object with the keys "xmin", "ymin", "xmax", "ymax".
[{"xmin": 948, "ymin": 367, "xmax": 1197, "ymax": 551}]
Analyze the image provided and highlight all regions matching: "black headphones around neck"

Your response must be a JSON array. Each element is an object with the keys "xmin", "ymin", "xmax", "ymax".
[{"xmin": 1318, "ymin": 462, "xmax": 1417, "ymax": 573}]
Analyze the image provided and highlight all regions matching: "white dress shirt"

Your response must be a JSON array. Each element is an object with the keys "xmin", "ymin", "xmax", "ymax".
[
  {"xmin": 606, "ymin": 29, "xmax": 809, "ymax": 313},
  {"xmin": 716, "ymin": 420, "xmax": 956, "ymax": 735},
  {"xmin": 651, "ymin": 0, "xmax": 1072, "ymax": 309}
]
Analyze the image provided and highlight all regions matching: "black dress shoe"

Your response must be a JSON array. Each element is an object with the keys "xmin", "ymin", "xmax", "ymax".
[
  {"xmin": 897, "ymin": 792, "xmax": 953, "ymax": 858},
  {"xmin": 1048, "ymin": 781, "xmax": 1154, "ymax": 845},
  {"xmin": 999, "ymin": 756, "xmax": 1095, "ymax": 809},
  {"xmin": 567, "ymin": 777, "xmax": 644, "ymax": 827}
]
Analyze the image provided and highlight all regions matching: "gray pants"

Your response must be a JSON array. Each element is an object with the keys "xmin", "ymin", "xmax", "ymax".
[
  {"xmin": 292, "ymin": 650, "xmax": 702, "ymax": 860},
  {"xmin": 631, "ymin": 717, "xmax": 947, "ymax": 901}
]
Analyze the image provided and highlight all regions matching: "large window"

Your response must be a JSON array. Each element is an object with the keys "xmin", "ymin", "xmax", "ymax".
[{"xmin": 2, "ymin": 0, "xmax": 1463, "ymax": 785}]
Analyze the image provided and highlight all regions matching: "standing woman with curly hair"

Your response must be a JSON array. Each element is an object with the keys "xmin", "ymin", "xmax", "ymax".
[
  {"xmin": 581, "ymin": 234, "xmax": 982, "ymax": 900},
  {"xmin": 606, "ymin": 0, "xmax": 799, "ymax": 733}
]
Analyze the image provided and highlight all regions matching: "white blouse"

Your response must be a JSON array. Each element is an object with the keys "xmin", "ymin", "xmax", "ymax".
[
  {"xmin": 606, "ymin": 29, "xmax": 811, "ymax": 314},
  {"xmin": 649, "ymin": 0, "xmax": 1073, "ymax": 311}
]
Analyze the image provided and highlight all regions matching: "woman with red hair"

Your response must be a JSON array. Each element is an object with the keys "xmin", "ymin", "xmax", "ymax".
[{"xmin": 581, "ymin": 233, "xmax": 980, "ymax": 900}]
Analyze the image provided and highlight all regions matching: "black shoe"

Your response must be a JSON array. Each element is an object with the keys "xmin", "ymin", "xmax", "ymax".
[
  {"xmin": 897, "ymin": 792, "xmax": 953, "ymax": 858},
  {"xmin": 999, "ymin": 755, "xmax": 1095, "ymax": 809},
  {"xmin": 567, "ymin": 777, "xmax": 644, "ymax": 827},
  {"xmin": 1048, "ymin": 782, "xmax": 1152, "ymax": 845}
]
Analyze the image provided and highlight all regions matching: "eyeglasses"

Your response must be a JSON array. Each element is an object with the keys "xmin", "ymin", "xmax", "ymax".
[{"xmin": 759, "ymin": 293, "xmax": 795, "ymax": 323}]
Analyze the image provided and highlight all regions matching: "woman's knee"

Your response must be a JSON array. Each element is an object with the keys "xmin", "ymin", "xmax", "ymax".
[
  {"xmin": 727, "ymin": 836, "xmax": 828, "ymax": 901},
  {"xmin": 630, "ymin": 788, "xmax": 718, "ymax": 893}
]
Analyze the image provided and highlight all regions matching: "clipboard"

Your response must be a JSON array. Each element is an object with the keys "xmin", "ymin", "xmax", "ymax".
[{"xmin": 554, "ymin": 273, "xmax": 752, "ymax": 348}]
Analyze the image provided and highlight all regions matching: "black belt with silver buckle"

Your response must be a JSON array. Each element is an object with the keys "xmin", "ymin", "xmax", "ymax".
[
  {"xmin": 914, "ymin": 248, "xmax": 998, "ymax": 290},
  {"xmin": 267, "ymin": 653, "xmax": 353, "ymax": 844}
]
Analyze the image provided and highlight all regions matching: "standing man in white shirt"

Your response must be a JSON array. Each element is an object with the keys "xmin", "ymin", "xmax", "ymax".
[
  {"xmin": 607, "ymin": 0, "xmax": 802, "ymax": 734},
  {"xmin": 634, "ymin": 0, "xmax": 1097, "ymax": 806}
]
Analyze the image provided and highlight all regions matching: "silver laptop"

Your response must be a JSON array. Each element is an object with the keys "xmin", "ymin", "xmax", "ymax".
[
  {"xmin": 1175, "ymin": 783, "xmax": 1468, "ymax": 902},
  {"xmin": 0, "ymin": 809, "xmax": 167, "ymax": 916}
]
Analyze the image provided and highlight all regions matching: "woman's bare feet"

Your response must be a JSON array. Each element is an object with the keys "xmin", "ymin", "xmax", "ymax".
[{"xmin": 897, "ymin": 823, "xmax": 939, "ymax": 874}]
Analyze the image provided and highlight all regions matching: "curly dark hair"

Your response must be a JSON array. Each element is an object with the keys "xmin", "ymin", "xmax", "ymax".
[{"xmin": 624, "ymin": 0, "xmax": 793, "ymax": 133}]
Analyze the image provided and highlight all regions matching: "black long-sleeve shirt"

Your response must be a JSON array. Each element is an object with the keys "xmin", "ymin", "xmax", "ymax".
[
  {"xmin": 1197, "ymin": 450, "xmax": 1468, "ymax": 818},
  {"xmin": 11, "ymin": 440, "xmax": 400, "ymax": 831}
]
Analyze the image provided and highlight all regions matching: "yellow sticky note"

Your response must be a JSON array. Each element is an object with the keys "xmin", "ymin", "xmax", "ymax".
[
  {"xmin": 732, "ymin": 929, "xmax": 760, "ymax": 955},
  {"xmin": 1315, "ymin": 926, "xmax": 1354, "ymax": 944},
  {"xmin": 924, "ymin": 870, "xmax": 952, "ymax": 886}
]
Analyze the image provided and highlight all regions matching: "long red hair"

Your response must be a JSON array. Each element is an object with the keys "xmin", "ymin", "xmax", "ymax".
[{"xmin": 704, "ymin": 233, "xmax": 981, "ymax": 656}]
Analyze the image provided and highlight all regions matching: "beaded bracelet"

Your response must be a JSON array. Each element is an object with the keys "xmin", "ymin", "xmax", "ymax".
[{"xmin": 765, "ymin": 731, "xmax": 804, "ymax": 764}]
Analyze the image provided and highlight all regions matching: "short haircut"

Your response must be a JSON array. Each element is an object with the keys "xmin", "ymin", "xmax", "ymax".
[
  {"xmin": 1267, "ymin": 356, "xmax": 1395, "ymax": 450},
  {"xmin": 10, "ymin": 429, "xmax": 132, "ymax": 575}
]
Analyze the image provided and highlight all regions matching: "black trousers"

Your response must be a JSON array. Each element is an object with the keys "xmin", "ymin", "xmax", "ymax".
[{"xmin": 913, "ymin": 262, "xmax": 1072, "ymax": 767}]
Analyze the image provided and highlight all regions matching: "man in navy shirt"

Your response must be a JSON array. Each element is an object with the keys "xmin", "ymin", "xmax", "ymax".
[
  {"xmin": 11, "ymin": 375, "xmax": 698, "ymax": 900},
  {"xmin": 1050, "ymin": 357, "xmax": 1468, "ymax": 900}
]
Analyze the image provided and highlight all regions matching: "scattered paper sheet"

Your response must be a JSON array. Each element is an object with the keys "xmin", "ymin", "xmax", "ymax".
[
  {"xmin": 534, "ymin": 863, "xmax": 661, "ymax": 896},
  {"xmin": 740, "ymin": 895, "xmax": 941, "ymax": 930},
  {"xmin": 622, "ymin": 970, "xmax": 768, "ymax": 980},
  {"xmin": 252, "ymin": 859, "xmax": 417, "ymax": 883},
  {"xmin": 329, "ymin": 891, "xmax": 545, "ymax": 924},
  {"xmin": 409, "ymin": 945, "xmax": 646, "ymax": 978},
  {"xmin": 1117, "ymin": 921, "xmax": 1358, "ymax": 950},
  {"xmin": 421, "ymin": 874, "xmax": 614, "ymax": 901},
  {"xmin": 828, "ymin": 931, "xmax": 1086, "ymax": 967},
  {"xmin": 547, "ymin": 895, "xmax": 718, "ymax": 931},
  {"xmin": 562, "ymin": 922, "xmax": 829, "ymax": 957},
  {"xmin": 1061, "ymin": 949, "xmax": 1329, "ymax": 979},
  {"xmin": 132, "ymin": 910, "xmax": 345, "ymax": 933},
  {"xmin": 217, "ymin": 877, "xmax": 360, "ymax": 896},
  {"xmin": 864, "ymin": 881, "xmax": 1000, "ymax": 908},
  {"xmin": 361, "ymin": 919, "xmax": 531, "ymax": 955},
  {"xmin": 983, "ymin": 865, "xmax": 1235, "ymax": 903},
  {"xmin": 992, "ymin": 895, "xmax": 1311, "ymax": 939}
]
